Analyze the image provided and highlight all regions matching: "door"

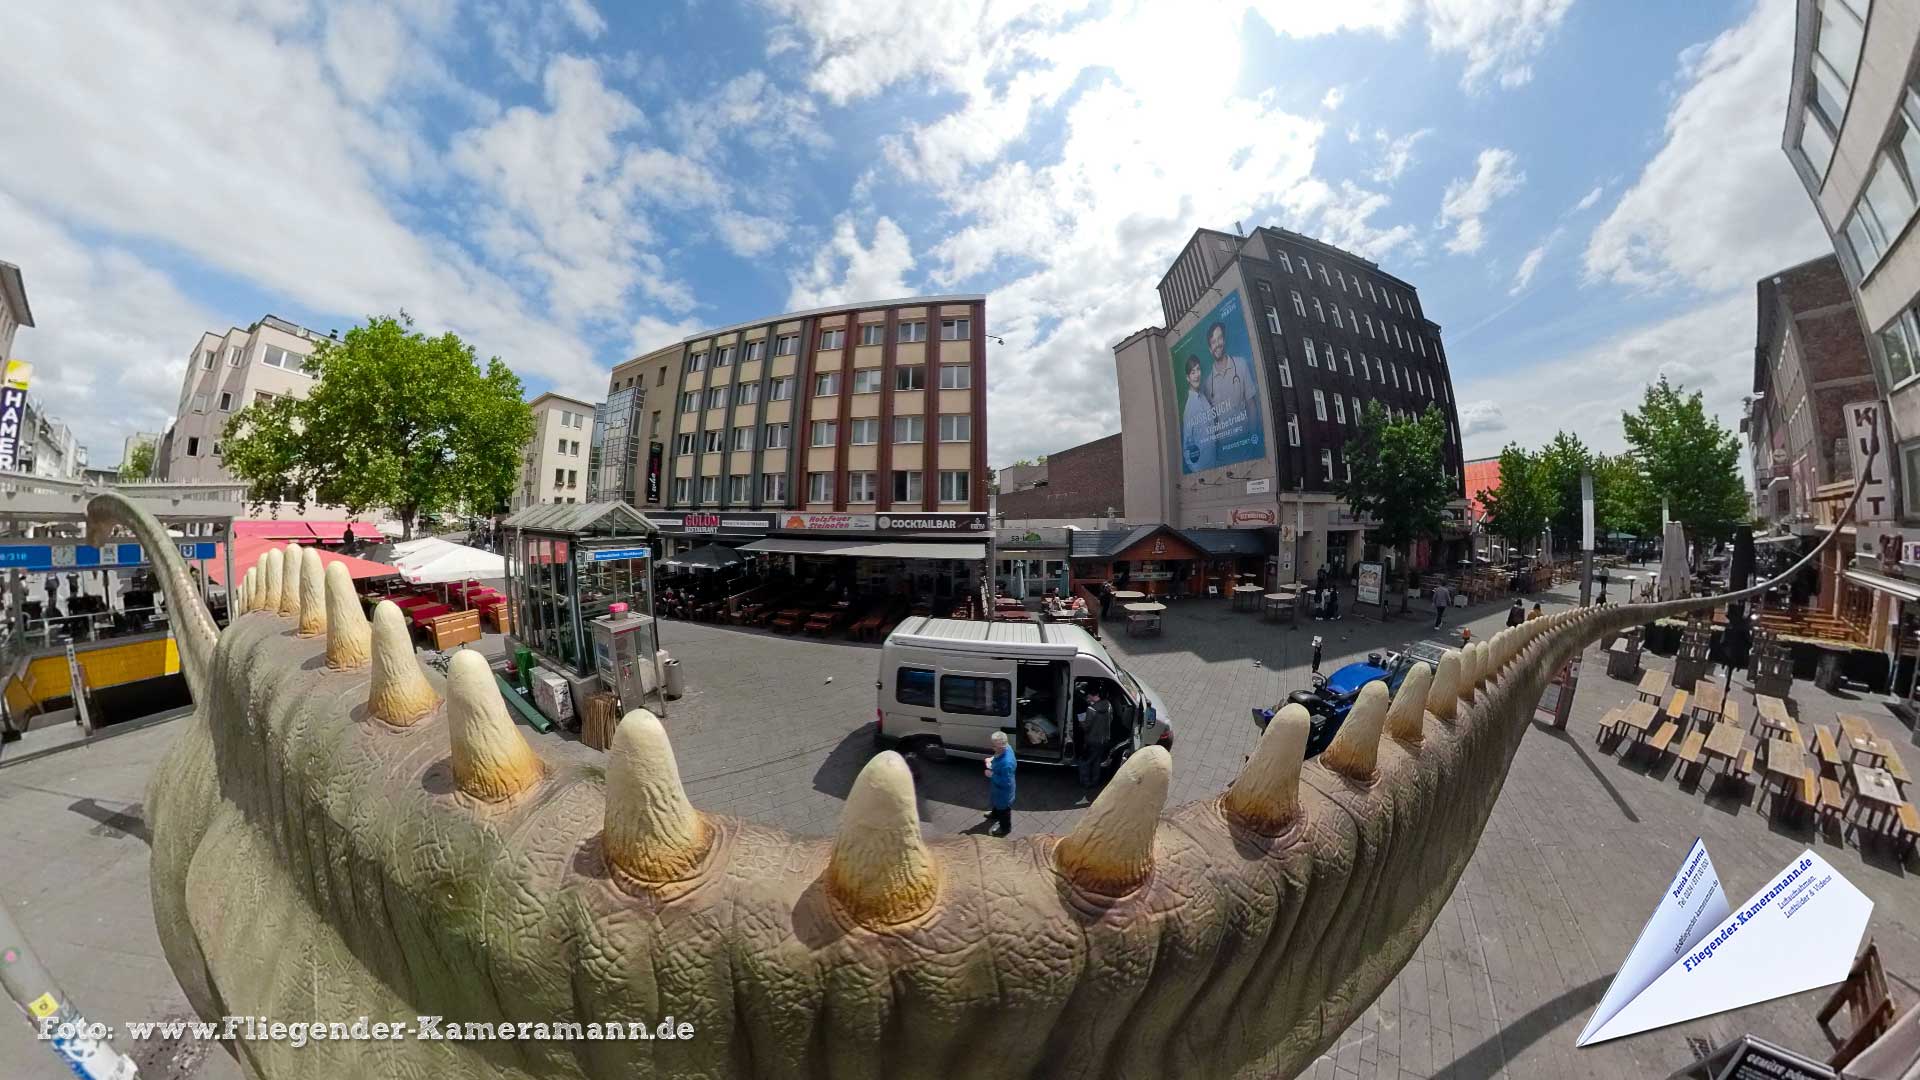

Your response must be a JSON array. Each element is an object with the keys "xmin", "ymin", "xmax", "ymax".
[
  {"xmin": 939, "ymin": 660, "xmax": 1018, "ymax": 753},
  {"xmin": 1014, "ymin": 660, "xmax": 1069, "ymax": 760}
]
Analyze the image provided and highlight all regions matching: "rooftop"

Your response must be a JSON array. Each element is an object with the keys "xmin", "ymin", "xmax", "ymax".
[
  {"xmin": 0, "ymin": 261, "xmax": 33, "ymax": 329},
  {"xmin": 679, "ymin": 293, "xmax": 987, "ymax": 345}
]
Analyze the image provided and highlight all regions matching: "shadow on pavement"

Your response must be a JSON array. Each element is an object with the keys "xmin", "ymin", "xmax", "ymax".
[
  {"xmin": 1450, "ymin": 974, "xmax": 1611, "ymax": 1079},
  {"xmin": 1531, "ymin": 721, "xmax": 1640, "ymax": 824},
  {"xmin": 67, "ymin": 797, "xmax": 151, "ymax": 845}
]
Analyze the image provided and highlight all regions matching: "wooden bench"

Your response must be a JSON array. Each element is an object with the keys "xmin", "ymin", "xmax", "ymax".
[
  {"xmin": 1675, "ymin": 730, "xmax": 1707, "ymax": 783},
  {"xmin": 1727, "ymin": 747, "xmax": 1756, "ymax": 790},
  {"xmin": 1787, "ymin": 767, "xmax": 1818, "ymax": 823},
  {"xmin": 1882, "ymin": 745, "xmax": 1912, "ymax": 790},
  {"xmin": 1815, "ymin": 726, "xmax": 1843, "ymax": 777},
  {"xmin": 1664, "ymin": 690, "xmax": 1689, "ymax": 735},
  {"xmin": 1818, "ymin": 777, "xmax": 1848, "ymax": 831},
  {"xmin": 426, "ymin": 608, "xmax": 481, "ymax": 649},
  {"xmin": 1596, "ymin": 707, "xmax": 1624, "ymax": 747},
  {"xmin": 1721, "ymin": 698, "xmax": 1741, "ymax": 734},
  {"xmin": 1644, "ymin": 721, "xmax": 1678, "ymax": 761}
]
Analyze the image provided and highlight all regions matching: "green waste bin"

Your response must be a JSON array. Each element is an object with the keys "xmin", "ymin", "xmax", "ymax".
[{"xmin": 513, "ymin": 646, "xmax": 535, "ymax": 691}]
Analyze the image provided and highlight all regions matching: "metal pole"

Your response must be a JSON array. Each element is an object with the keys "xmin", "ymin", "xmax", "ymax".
[
  {"xmin": 222, "ymin": 528, "xmax": 234, "ymax": 627},
  {"xmin": 1580, "ymin": 470, "xmax": 1596, "ymax": 607},
  {"xmin": 0, "ymin": 900, "xmax": 139, "ymax": 1078}
]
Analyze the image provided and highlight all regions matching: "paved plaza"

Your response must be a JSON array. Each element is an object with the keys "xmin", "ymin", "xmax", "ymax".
[{"xmin": 4, "ymin": 573, "xmax": 1920, "ymax": 1078}]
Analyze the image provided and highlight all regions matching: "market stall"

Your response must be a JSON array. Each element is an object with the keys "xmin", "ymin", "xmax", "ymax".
[{"xmin": 501, "ymin": 502, "xmax": 659, "ymax": 676}]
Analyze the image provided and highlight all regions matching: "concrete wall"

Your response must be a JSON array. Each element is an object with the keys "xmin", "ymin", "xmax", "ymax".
[
  {"xmin": 1115, "ymin": 327, "xmax": 1173, "ymax": 523},
  {"xmin": 994, "ymin": 433, "xmax": 1124, "ymax": 521}
]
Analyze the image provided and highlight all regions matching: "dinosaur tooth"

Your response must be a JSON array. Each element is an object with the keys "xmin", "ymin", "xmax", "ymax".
[
  {"xmin": 1388, "ymin": 661, "xmax": 1431, "ymax": 745},
  {"xmin": 277, "ymin": 541, "xmax": 301, "ymax": 617},
  {"xmin": 1224, "ymin": 702, "xmax": 1309, "ymax": 835},
  {"xmin": 1056, "ymin": 745, "xmax": 1170, "ymax": 896},
  {"xmin": 603, "ymin": 709, "xmax": 709, "ymax": 884},
  {"xmin": 323, "ymin": 562, "xmax": 371, "ymax": 670},
  {"xmin": 1429, "ymin": 649, "xmax": 1460, "ymax": 722},
  {"xmin": 826, "ymin": 750, "xmax": 939, "ymax": 926},
  {"xmin": 296, "ymin": 548, "xmax": 326, "ymax": 637},
  {"xmin": 1321, "ymin": 680, "xmax": 1388, "ymax": 781},
  {"xmin": 445, "ymin": 649, "xmax": 542, "ymax": 801},
  {"xmin": 368, "ymin": 600, "xmax": 437, "ymax": 726},
  {"xmin": 258, "ymin": 548, "xmax": 283, "ymax": 614}
]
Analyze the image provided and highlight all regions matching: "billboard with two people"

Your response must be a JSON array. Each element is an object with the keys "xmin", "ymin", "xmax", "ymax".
[{"xmin": 1172, "ymin": 289, "xmax": 1266, "ymax": 474}]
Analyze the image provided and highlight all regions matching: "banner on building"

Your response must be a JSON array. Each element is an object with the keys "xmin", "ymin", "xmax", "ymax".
[
  {"xmin": 1171, "ymin": 289, "xmax": 1267, "ymax": 475},
  {"xmin": 1846, "ymin": 400, "xmax": 1895, "ymax": 521},
  {"xmin": 645, "ymin": 442, "xmax": 663, "ymax": 503},
  {"xmin": 0, "ymin": 360, "xmax": 31, "ymax": 472}
]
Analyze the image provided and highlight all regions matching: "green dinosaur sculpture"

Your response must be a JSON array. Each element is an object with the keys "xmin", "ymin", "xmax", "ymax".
[{"xmin": 85, "ymin": 489, "xmax": 1815, "ymax": 1079}]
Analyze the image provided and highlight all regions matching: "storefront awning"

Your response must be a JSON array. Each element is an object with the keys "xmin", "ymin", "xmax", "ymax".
[
  {"xmin": 1844, "ymin": 568, "xmax": 1920, "ymax": 603},
  {"xmin": 741, "ymin": 537, "xmax": 987, "ymax": 560}
]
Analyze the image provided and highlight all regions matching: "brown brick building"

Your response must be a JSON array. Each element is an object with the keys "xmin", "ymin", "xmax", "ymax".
[{"xmin": 994, "ymin": 433, "xmax": 1125, "ymax": 522}]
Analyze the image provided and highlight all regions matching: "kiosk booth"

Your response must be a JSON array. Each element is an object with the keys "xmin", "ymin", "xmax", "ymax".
[{"xmin": 501, "ymin": 502, "xmax": 662, "ymax": 710}]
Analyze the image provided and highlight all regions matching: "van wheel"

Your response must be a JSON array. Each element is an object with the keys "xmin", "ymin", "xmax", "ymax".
[{"xmin": 902, "ymin": 737, "xmax": 946, "ymax": 763}]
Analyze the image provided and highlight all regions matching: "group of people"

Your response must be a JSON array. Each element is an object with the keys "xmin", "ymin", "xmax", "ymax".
[{"xmin": 979, "ymin": 681, "xmax": 1115, "ymax": 838}]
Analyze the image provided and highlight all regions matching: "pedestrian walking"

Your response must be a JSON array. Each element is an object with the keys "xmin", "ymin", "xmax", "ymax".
[
  {"xmin": 1431, "ymin": 581, "xmax": 1452, "ymax": 629},
  {"xmin": 1506, "ymin": 598, "xmax": 1525, "ymax": 627},
  {"xmin": 1079, "ymin": 686, "xmax": 1113, "ymax": 789},
  {"xmin": 1528, "ymin": 601, "xmax": 1544, "ymax": 621},
  {"xmin": 1098, "ymin": 581, "xmax": 1113, "ymax": 620},
  {"xmin": 984, "ymin": 731, "xmax": 1016, "ymax": 837}
]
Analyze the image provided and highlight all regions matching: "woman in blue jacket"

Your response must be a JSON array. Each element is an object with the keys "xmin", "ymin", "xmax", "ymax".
[{"xmin": 985, "ymin": 731, "xmax": 1017, "ymax": 837}]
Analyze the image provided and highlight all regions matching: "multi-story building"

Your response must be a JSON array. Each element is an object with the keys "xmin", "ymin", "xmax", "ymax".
[
  {"xmin": 621, "ymin": 295, "xmax": 992, "ymax": 573},
  {"xmin": 0, "ymin": 260, "xmax": 33, "ymax": 361},
  {"xmin": 994, "ymin": 433, "xmax": 1126, "ymax": 526},
  {"xmin": 515, "ymin": 392, "xmax": 596, "ymax": 509},
  {"xmin": 1114, "ymin": 226, "xmax": 1466, "ymax": 585},
  {"xmin": 602, "ymin": 341, "xmax": 679, "ymax": 509},
  {"xmin": 121, "ymin": 431, "xmax": 160, "ymax": 474},
  {"xmin": 18, "ymin": 399, "xmax": 80, "ymax": 479},
  {"xmin": 164, "ymin": 315, "xmax": 329, "ymax": 485}
]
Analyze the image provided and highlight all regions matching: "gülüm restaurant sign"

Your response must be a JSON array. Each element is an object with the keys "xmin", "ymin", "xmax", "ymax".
[{"xmin": 648, "ymin": 512, "xmax": 777, "ymax": 536}]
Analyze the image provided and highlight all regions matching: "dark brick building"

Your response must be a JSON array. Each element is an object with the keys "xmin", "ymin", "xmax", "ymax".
[{"xmin": 994, "ymin": 433, "xmax": 1124, "ymax": 521}]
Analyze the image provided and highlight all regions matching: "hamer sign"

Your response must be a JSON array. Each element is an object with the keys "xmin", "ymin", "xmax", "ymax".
[{"xmin": 1847, "ymin": 400, "xmax": 1893, "ymax": 522}]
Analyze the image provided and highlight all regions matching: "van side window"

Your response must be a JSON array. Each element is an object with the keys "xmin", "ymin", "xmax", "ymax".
[
  {"xmin": 897, "ymin": 668, "xmax": 936, "ymax": 707},
  {"xmin": 941, "ymin": 675, "xmax": 1011, "ymax": 717}
]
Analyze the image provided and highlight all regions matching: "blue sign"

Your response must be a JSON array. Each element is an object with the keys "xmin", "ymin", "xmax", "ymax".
[
  {"xmin": 0, "ymin": 541, "xmax": 216, "ymax": 572},
  {"xmin": 179, "ymin": 542, "xmax": 218, "ymax": 561},
  {"xmin": 588, "ymin": 547, "xmax": 651, "ymax": 562}
]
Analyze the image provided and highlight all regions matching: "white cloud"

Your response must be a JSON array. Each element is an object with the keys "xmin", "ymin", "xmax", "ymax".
[
  {"xmin": 559, "ymin": 0, "xmax": 606, "ymax": 37},
  {"xmin": 1367, "ymin": 127, "xmax": 1432, "ymax": 184},
  {"xmin": 787, "ymin": 215, "xmax": 916, "ymax": 311},
  {"xmin": 668, "ymin": 72, "xmax": 831, "ymax": 162},
  {"xmin": 1509, "ymin": 226, "xmax": 1562, "ymax": 294},
  {"xmin": 1322, "ymin": 86, "xmax": 1346, "ymax": 110},
  {"xmin": 1574, "ymin": 185, "xmax": 1604, "ymax": 212},
  {"xmin": 630, "ymin": 313, "xmax": 707, "ymax": 355},
  {"xmin": 1439, "ymin": 147, "xmax": 1524, "ymax": 255},
  {"xmin": 1283, "ymin": 180, "xmax": 1423, "ymax": 261},
  {"xmin": 1584, "ymin": 1, "xmax": 1827, "ymax": 291},
  {"xmin": 1457, "ymin": 400, "xmax": 1508, "ymax": 437},
  {"xmin": 1422, "ymin": 0, "xmax": 1575, "ymax": 91},
  {"xmin": 714, "ymin": 210, "xmax": 790, "ymax": 257}
]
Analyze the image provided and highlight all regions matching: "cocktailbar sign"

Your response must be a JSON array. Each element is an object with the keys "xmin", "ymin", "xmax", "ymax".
[{"xmin": 0, "ymin": 360, "xmax": 31, "ymax": 472}]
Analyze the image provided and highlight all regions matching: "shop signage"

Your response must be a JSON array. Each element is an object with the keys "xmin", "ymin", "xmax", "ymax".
[
  {"xmin": 645, "ymin": 442, "xmax": 663, "ymax": 503},
  {"xmin": 682, "ymin": 513, "xmax": 721, "ymax": 534},
  {"xmin": 876, "ymin": 513, "xmax": 990, "ymax": 532},
  {"xmin": 1846, "ymin": 401, "xmax": 1894, "ymax": 521},
  {"xmin": 0, "ymin": 360, "xmax": 30, "ymax": 472},
  {"xmin": 0, "ymin": 541, "xmax": 211, "ymax": 572},
  {"xmin": 1230, "ymin": 507, "xmax": 1277, "ymax": 526},
  {"xmin": 1280, "ymin": 524, "xmax": 1296, "ymax": 542},
  {"xmin": 649, "ymin": 512, "xmax": 775, "ymax": 535},
  {"xmin": 783, "ymin": 513, "xmax": 874, "ymax": 531},
  {"xmin": 1328, "ymin": 507, "xmax": 1380, "ymax": 528},
  {"xmin": 1245, "ymin": 477, "xmax": 1271, "ymax": 495},
  {"xmin": 588, "ymin": 547, "xmax": 651, "ymax": 562}
]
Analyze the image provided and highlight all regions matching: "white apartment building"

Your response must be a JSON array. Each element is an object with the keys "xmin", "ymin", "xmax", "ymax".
[
  {"xmin": 164, "ymin": 315, "xmax": 329, "ymax": 484},
  {"xmin": 0, "ymin": 260, "xmax": 32, "ymax": 361},
  {"xmin": 516, "ymin": 392, "xmax": 596, "ymax": 509}
]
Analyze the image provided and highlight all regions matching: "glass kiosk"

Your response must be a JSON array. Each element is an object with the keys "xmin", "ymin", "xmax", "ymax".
[{"xmin": 501, "ymin": 502, "xmax": 659, "ymax": 681}]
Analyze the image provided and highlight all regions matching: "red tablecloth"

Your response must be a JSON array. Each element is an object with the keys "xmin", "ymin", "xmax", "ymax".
[
  {"xmin": 388, "ymin": 594, "xmax": 435, "ymax": 610},
  {"xmin": 406, "ymin": 603, "xmax": 453, "ymax": 626}
]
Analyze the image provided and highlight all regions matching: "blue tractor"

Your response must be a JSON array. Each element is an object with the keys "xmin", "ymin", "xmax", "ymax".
[{"xmin": 1254, "ymin": 638, "xmax": 1452, "ymax": 757}]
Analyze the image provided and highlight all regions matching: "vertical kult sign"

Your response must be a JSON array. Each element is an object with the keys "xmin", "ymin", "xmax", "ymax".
[
  {"xmin": 1845, "ymin": 400, "xmax": 1894, "ymax": 521},
  {"xmin": 1581, "ymin": 471, "xmax": 1595, "ymax": 550},
  {"xmin": 0, "ymin": 361, "xmax": 31, "ymax": 472}
]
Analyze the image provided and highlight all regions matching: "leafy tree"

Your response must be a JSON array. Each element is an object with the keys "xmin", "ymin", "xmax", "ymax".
[
  {"xmin": 1537, "ymin": 431, "xmax": 1592, "ymax": 552},
  {"xmin": 1478, "ymin": 443, "xmax": 1557, "ymax": 557},
  {"xmin": 1593, "ymin": 452, "xmax": 1659, "ymax": 540},
  {"xmin": 119, "ymin": 441, "xmax": 155, "ymax": 481},
  {"xmin": 222, "ymin": 313, "xmax": 535, "ymax": 539},
  {"xmin": 1621, "ymin": 377, "xmax": 1748, "ymax": 540},
  {"xmin": 1337, "ymin": 402, "xmax": 1453, "ymax": 611}
]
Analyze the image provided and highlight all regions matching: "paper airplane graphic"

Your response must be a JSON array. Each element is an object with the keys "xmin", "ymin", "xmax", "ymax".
[{"xmin": 1579, "ymin": 842, "xmax": 1873, "ymax": 1046}]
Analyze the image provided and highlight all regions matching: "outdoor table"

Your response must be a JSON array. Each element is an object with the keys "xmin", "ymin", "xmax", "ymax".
[
  {"xmin": 1112, "ymin": 590, "xmax": 1145, "ymax": 602},
  {"xmin": 1123, "ymin": 602, "xmax": 1164, "ymax": 637},
  {"xmin": 1763, "ymin": 737, "xmax": 1803, "ymax": 812},
  {"xmin": 1124, "ymin": 602, "xmax": 1167, "ymax": 614},
  {"xmin": 1614, "ymin": 700, "xmax": 1658, "ymax": 741},
  {"xmin": 1231, "ymin": 584, "xmax": 1263, "ymax": 611},
  {"xmin": 1690, "ymin": 681, "xmax": 1725, "ymax": 723},
  {"xmin": 1755, "ymin": 695, "xmax": 1791, "ymax": 733},
  {"xmin": 1635, "ymin": 670, "xmax": 1669, "ymax": 705},
  {"xmin": 1838, "ymin": 714, "xmax": 1887, "ymax": 766},
  {"xmin": 389, "ymin": 594, "xmax": 435, "ymax": 610},
  {"xmin": 1262, "ymin": 593, "xmax": 1297, "ymax": 624},
  {"xmin": 406, "ymin": 602, "xmax": 453, "ymax": 627},
  {"xmin": 1846, "ymin": 763, "xmax": 1904, "ymax": 835},
  {"xmin": 1702, "ymin": 722, "xmax": 1743, "ymax": 777}
]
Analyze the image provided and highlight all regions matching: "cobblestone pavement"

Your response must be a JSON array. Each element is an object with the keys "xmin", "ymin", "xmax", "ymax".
[{"xmin": 5, "ymin": 569, "xmax": 1920, "ymax": 1078}]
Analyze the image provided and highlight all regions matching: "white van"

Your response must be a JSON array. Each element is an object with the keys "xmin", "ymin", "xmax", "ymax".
[{"xmin": 876, "ymin": 617, "xmax": 1173, "ymax": 772}]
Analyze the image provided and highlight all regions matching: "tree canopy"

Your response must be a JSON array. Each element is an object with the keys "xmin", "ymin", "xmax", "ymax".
[
  {"xmin": 119, "ymin": 441, "xmax": 155, "ymax": 481},
  {"xmin": 1337, "ymin": 402, "xmax": 1454, "ymax": 610},
  {"xmin": 1478, "ymin": 443, "xmax": 1557, "ymax": 553},
  {"xmin": 1621, "ymin": 377, "xmax": 1749, "ymax": 540},
  {"xmin": 221, "ymin": 313, "xmax": 535, "ymax": 538},
  {"xmin": 1537, "ymin": 431, "xmax": 1591, "ymax": 546}
]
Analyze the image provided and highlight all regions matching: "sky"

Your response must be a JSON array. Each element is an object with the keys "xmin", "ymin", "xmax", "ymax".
[{"xmin": 0, "ymin": 0, "xmax": 1829, "ymax": 470}]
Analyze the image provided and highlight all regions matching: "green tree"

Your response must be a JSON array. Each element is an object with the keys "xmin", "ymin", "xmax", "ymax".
[
  {"xmin": 1620, "ymin": 377, "xmax": 1748, "ymax": 540},
  {"xmin": 1593, "ymin": 452, "xmax": 1659, "ymax": 540},
  {"xmin": 119, "ymin": 441, "xmax": 156, "ymax": 481},
  {"xmin": 1478, "ymin": 443, "xmax": 1557, "ymax": 557},
  {"xmin": 1536, "ymin": 431, "xmax": 1592, "ymax": 552},
  {"xmin": 1337, "ymin": 402, "xmax": 1454, "ymax": 611},
  {"xmin": 221, "ymin": 313, "xmax": 535, "ymax": 539}
]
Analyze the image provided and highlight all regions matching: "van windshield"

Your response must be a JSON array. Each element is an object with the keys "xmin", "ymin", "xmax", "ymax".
[{"xmin": 1116, "ymin": 667, "xmax": 1143, "ymax": 705}]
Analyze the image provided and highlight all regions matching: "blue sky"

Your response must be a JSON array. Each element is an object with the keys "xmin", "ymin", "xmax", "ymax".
[{"xmin": 0, "ymin": 0, "xmax": 1828, "ymax": 469}]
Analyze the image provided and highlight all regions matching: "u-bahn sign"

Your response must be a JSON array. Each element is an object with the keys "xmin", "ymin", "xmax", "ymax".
[{"xmin": 0, "ymin": 541, "xmax": 217, "ymax": 572}]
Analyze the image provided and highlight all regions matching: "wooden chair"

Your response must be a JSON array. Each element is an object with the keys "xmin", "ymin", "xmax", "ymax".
[
  {"xmin": 1674, "ymin": 729, "xmax": 1708, "ymax": 784},
  {"xmin": 1818, "ymin": 941, "xmax": 1897, "ymax": 1069}
]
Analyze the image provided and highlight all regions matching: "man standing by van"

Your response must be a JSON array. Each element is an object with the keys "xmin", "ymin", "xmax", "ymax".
[
  {"xmin": 985, "ymin": 731, "xmax": 1016, "ymax": 837},
  {"xmin": 1079, "ymin": 687, "xmax": 1113, "ymax": 789}
]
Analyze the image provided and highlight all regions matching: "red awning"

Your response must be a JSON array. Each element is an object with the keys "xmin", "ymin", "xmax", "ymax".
[
  {"xmin": 305, "ymin": 520, "xmax": 380, "ymax": 541},
  {"xmin": 204, "ymin": 538, "xmax": 399, "ymax": 587},
  {"xmin": 233, "ymin": 520, "xmax": 315, "ymax": 540}
]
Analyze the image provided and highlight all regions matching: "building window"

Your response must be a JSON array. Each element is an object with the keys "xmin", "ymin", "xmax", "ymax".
[
  {"xmin": 1313, "ymin": 389, "xmax": 1327, "ymax": 420},
  {"xmin": 762, "ymin": 472, "xmax": 788, "ymax": 503},
  {"xmin": 557, "ymin": 437, "xmax": 568, "ymax": 454},
  {"xmin": 774, "ymin": 334, "xmax": 799, "ymax": 356},
  {"xmin": 254, "ymin": 391, "xmax": 273, "ymax": 406},
  {"xmin": 850, "ymin": 418, "xmax": 880, "ymax": 444},
  {"xmin": 769, "ymin": 376, "xmax": 793, "ymax": 401},
  {"xmin": 1333, "ymin": 395, "xmax": 1346, "ymax": 424},
  {"xmin": 1877, "ymin": 306, "xmax": 1920, "ymax": 388},
  {"xmin": 731, "ymin": 426, "xmax": 753, "ymax": 452},
  {"xmin": 1346, "ymin": 458, "xmax": 1353, "ymax": 482},
  {"xmin": 699, "ymin": 476, "xmax": 719, "ymax": 502},
  {"xmin": 228, "ymin": 347, "xmax": 245, "ymax": 366},
  {"xmin": 650, "ymin": 411, "xmax": 661, "ymax": 436},
  {"xmin": 1291, "ymin": 291, "xmax": 1306, "ymax": 317},
  {"xmin": 567, "ymin": 470, "xmax": 578, "ymax": 489},
  {"xmin": 1265, "ymin": 305, "xmax": 1282, "ymax": 334},
  {"xmin": 1352, "ymin": 395, "xmax": 1361, "ymax": 421},
  {"xmin": 938, "ymin": 364, "xmax": 972, "ymax": 389},
  {"xmin": 894, "ymin": 415, "xmax": 924, "ymax": 443},
  {"xmin": 1287, "ymin": 414, "xmax": 1300, "ymax": 447},
  {"xmin": 940, "ymin": 317, "xmax": 971, "ymax": 340},
  {"xmin": 703, "ymin": 430, "xmax": 725, "ymax": 453},
  {"xmin": 808, "ymin": 472, "xmax": 834, "ymax": 503},
  {"xmin": 939, "ymin": 470, "xmax": 969, "ymax": 502},
  {"xmin": 680, "ymin": 391, "xmax": 699, "ymax": 413},
  {"xmin": 737, "ymin": 382, "xmax": 760, "ymax": 405},
  {"xmin": 1390, "ymin": 364, "xmax": 1400, "ymax": 390},
  {"xmin": 555, "ymin": 468, "xmax": 566, "ymax": 488},
  {"xmin": 860, "ymin": 323, "xmax": 885, "ymax": 346},
  {"xmin": 1277, "ymin": 251, "xmax": 1292, "ymax": 272},
  {"xmin": 200, "ymin": 350, "xmax": 216, "ymax": 370},
  {"xmin": 657, "ymin": 366, "xmax": 667, "ymax": 385},
  {"xmin": 262, "ymin": 345, "xmax": 300, "ymax": 370},
  {"xmin": 898, "ymin": 320, "xmax": 928, "ymax": 343},
  {"xmin": 1842, "ymin": 107, "xmax": 1920, "ymax": 275},
  {"xmin": 852, "ymin": 369, "xmax": 882, "ymax": 393},
  {"xmin": 673, "ymin": 477, "xmax": 692, "ymax": 503},
  {"xmin": 707, "ymin": 387, "xmax": 729, "ymax": 409},
  {"xmin": 893, "ymin": 470, "xmax": 923, "ymax": 502},
  {"xmin": 191, "ymin": 393, "xmax": 209, "ymax": 412},
  {"xmin": 938, "ymin": 414, "xmax": 971, "ymax": 442},
  {"xmin": 212, "ymin": 442, "xmax": 221, "ymax": 457},
  {"xmin": 1321, "ymin": 449, "xmax": 1334, "ymax": 481},
  {"xmin": 676, "ymin": 433, "xmax": 696, "ymax": 455},
  {"xmin": 744, "ymin": 340, "xmax": 766, "ymax": 362},
  {"xmin": 1312, "ymin": 297, "xmax": 1325, "ymax": 322},
  {"xmin": 728, "ymin": 474, "xmax": 750, "ymax": 502},
  {"xmin": 1276, "ymin": 358, "xmax": 1292, "ymax": 388},
  {"xmin": 687, "ymin": 351, "xmax": 707, "ymax": 372},
  {"xmin": 848, "ymin": 471, "xmax": 877, "ymax": 503},
  {"xmin": 895, "ymin": 365, "xmax": 926, "ymax": 391},
  {"xmin": 186, "ymin": 436, "xmax": 201, "ymax": 456},
  {"xmin": 1331, "ymin": 307, "xmax": 1344, "ymax": 330},
  {"xmin": 1303, "ymin": 339, "xmax": 1317, "ymax": 368},
  {"xmin": 1317, "ymin": 264, "xmax": 1330, "ymax": 287},
  {"xmin": 810, "ymin": 420, "xmax": 838, "ymax": 447},
  {"xmin": 764, "ymin": 423, "xmax": 790, "ymax": 449},
  {"xmin": 218, "ymin": 391, "xmax": 233, "ymax": 411},
  {"xmin": 715, "ymin": 345, "xmax": 736, "ymax": 366},
  {"xmin": 1341, "ymin": 348, "xmax": 1354, "ymax": 376},
  {"xmin": 814, "ymin": 371, "xmax": 841, "ymax": 396},
  {"xmin": 1362, "ymin": 314, "xmax": 1374, "ymax": 338}
]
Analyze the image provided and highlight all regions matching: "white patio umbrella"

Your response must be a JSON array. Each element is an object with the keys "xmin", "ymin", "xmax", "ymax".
[{"xmin": 395, "ymin": 539, "xmax": 505, "ymax": 585}]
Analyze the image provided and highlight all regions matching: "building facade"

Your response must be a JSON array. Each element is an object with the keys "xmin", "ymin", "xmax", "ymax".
[
  {"xmin": 121, "ymin": 431, "xmax": 160, "ymax": 473},
  {"xmin": 994, "ymin": 433, "xmax": 1126, "ymax": 525},
  {"xmin": 1115, "ymin": 226, "xmax": 1466, "ymax": 583},
  {"xmin": 515, "ymin": 392, "xmax": 596, "ymax": 510},
  {"xmin": 0, "ymin": 260, "xmax": 33, "ymax": 362},
  {"xmin": 163, "ymin": 315, "xmax": 329, "ymax": 485},
  {"xmin": 601, "ymin": 341, "xmax": 679, "ymax": 510}
]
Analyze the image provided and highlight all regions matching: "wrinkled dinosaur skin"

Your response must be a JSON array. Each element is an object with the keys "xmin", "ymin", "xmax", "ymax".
[{"xmin": 92, "ymin": 490, "xmax": 1820, "ymax": 1080}]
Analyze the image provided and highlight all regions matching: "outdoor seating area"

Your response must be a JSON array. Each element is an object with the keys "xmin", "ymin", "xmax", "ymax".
[
  {"xmin": 1598, "ymin": 669, "xmax": 1920, "ymax": 857},
  {"xmin": 363, "ymin": 576, "xmax": 503, "ymax": 647}
]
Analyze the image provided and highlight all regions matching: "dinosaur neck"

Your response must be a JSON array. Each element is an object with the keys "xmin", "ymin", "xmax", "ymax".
[{"xmin": 85, "ymin": 491, "xmax": 217, "ymax": 700}]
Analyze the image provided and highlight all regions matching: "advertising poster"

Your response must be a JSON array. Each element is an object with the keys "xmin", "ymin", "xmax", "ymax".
[
  {"xmin": 0, "ymin": 359, "xmax": 31, "ymax": 472},
  {"xmin": 1356, "ymin": 562, "xmax": 1383, "ymax": 606},
  {"xmin": 1171, "ymin": 290, "xmax": 1266, "ymax": 474},
  {"xmin": 1846, "ymin": 400, "xmax": 1894, "ymax": 521}
]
